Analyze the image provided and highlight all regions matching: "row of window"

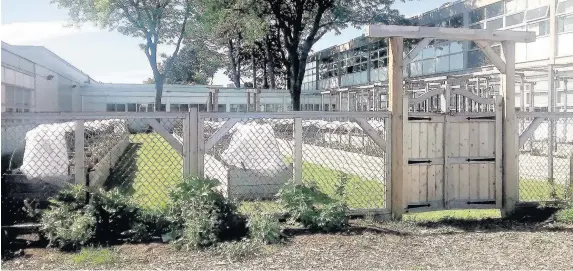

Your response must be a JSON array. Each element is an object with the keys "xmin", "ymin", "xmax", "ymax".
[{"xmin": 2, "ymin": 84, "xmax": 33, "ymax": 113}]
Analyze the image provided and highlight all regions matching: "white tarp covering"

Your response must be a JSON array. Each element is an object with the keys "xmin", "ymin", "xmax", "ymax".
[
  {"xmin": 20, "ymin": 120, "xmax": 127, "ymax": 184},
  {"xmin": 220, "ymin": 123, "xmax": 287, "ymax": 172},
  {"xmin": 20, "ymin": 123, "xmax": 72, "ymax": 183}
]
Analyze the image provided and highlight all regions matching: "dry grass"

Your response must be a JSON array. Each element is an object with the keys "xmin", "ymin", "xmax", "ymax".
[{"xmin": 3, "ymin": 219, "xmax": 573, "ymax": 270}]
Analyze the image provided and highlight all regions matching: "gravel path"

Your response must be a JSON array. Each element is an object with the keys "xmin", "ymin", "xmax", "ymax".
[{"xmin": 4, "ymin": 222, "xmax": 572, "ymax": 270}]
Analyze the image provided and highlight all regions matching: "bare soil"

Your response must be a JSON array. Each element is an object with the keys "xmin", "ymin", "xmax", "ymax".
[{"xmin": 3, "ymin": 220, "xmax": 573, "ymax": 270}]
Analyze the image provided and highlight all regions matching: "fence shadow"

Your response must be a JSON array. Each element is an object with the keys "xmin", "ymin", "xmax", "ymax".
[{"xmin": 103, "ymin": 143, "xmax": 142, "ymax": 196}]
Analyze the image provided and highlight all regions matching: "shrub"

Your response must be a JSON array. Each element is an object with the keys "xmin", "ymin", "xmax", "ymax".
[
  {"xmin": 218, "ymin": 239, "xmax": 260, "ymax": 262},
  {"xmin": 40, "ymin": 185, "xmax": 96, "ymax": 251},
  {"xmin": 40, "ymin": 185, "xmax": 162, "ymax": 250},
  {"xmin": 167, "ymin": 176, "xmax": 247, "ymax": 249},
  {"xmin": 248, "ymin": 214, "xmax": 282, "ymax": 244},
  {"xmin": 278, "ymin": 180, "xmax": 349, "ymax": 232}
]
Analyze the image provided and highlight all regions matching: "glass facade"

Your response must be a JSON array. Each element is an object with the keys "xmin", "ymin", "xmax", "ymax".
[{"xmin": 303, "ymin": 0, "xmax": 565, "ymax": 91}]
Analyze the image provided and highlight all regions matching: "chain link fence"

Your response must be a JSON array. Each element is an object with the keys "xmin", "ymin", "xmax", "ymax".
[
  {"xmin": 518, "ymin": 113, "xmax": 573, "ymax": 203},
  {"xmin": 1, "ymin": 113, "xmax": 186, "ymax": 226},
  {"xmin": 2, "ymin": 111, "xmax": 390, "ymax": 227},
  {"xmin": 198, "ymin": 112, "xmax": 390, "ymax": 215}
]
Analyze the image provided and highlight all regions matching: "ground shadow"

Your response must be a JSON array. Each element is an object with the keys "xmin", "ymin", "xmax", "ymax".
[{"xmin": 103, "ymin": 143, "xmax": 141, "ymax": 196}]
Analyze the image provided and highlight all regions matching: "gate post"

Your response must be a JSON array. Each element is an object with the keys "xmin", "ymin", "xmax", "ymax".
[
  {"xmin": 501, "ymin": 41, "xmax": 519, "ymax": 216},
  {"xmin": 388, "ymin": 37, "xmax": 406, "ymax": 219}
]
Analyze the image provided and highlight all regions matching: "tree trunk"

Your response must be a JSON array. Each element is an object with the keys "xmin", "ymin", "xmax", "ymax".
[
  {"xmin": 252, "ymin": 48, "xmax": 257, "ymax": 88},
  {"xmin": 289, "ymin": 57, "xmax": 302, "ymax": 111},
  {"xmin": 154, "ymin": 78, "xmax": 164, "ymax": 112},
  {"xmin": 228, "ymin": 39, "xmax": 241, "ymax": 88},
  {"xmin": 263, "ymin": 58, "xmax": 269, "ymax": 89},
  {"xmin": 265, "ymin": 36, "xmax": 276, "ymax": 89}
]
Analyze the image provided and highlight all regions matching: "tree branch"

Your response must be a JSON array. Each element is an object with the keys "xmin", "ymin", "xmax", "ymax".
[{"xmin": 163, "ymin": 0, "xmax": 190, "ymax": 76}]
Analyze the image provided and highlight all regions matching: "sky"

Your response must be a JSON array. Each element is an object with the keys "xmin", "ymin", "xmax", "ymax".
[{"xmin": 1, "ymin": 0, "xmax": 451, "ymax": 85}]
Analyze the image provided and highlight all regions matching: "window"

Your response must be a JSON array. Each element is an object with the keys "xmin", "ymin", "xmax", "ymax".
[
  {"xmin": 528, "ymin": 20, "xmax": 550, "ymax": 36},
  {"xmin": 486, "ymin": 1, "xmax": 504, "ymax": 18},
  {"xmin": 449, "ymin": 53, "xmax": 464, "ymax": 71},
  {"xmin": 487, "ymin": 18, "xmax": 504, "ymax": 29},
  {"xmin": 525, "ymin": 6, "xmax": 549, "ymax": 21},
  {"xmin": 127, "ymin": 103, "xmax": 137, "ymax": 112},
  {"xmin": 506, "ymin": 12, "xmax": 525, "ymax": 26},
  {"xmin": 506, "ymin": 0, "xmax": 527, "ymax": 13},
  {"xmin": 558, "ymin": 14, "xmax": 573, "ymax": 32},
  {"xmin": 436, "ymin": 56, "xmax": 450, "ymax": 73},
  {"xmin": 470, "ymin": 7, "xmax": 485, "ymax": 23},
  {"xmin": 106, "ymin": 103, "xmax": 126, "ymax": 112},
  {"xmin": 557, "ymin": 0, "xmax": 573, "ymax": 14},
  {"xmin": 468, "ymin": 50, "xmax": 487, "ymax": 68}
]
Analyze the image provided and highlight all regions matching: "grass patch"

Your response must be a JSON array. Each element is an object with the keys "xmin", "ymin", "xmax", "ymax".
[
  {"xmin": 302, "ymin": 162, "xmax": 384, "ymax": 209},
  {"xmin": 555, "ymin": 207, "xmax": 573, "ymax": 223},
  {"xmin": 519, "ymin": 179, "xmax": 570, "ymax": 202},
  {"xmin": 70, "ymin": 248, "xmax": 118, "ymax": 267},
  {"xmin": 112, "ymin": 134, "xmax": 382, "ymax": 214},
  {"xmin": 404, "ymin": 209, "xmax": 501, "ymax": 222},
  {"xmin": 107, "ymin": 133, "xmax": 182, "ymax": 210}
]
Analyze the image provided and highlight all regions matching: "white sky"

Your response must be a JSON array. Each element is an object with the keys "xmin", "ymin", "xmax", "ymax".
[{"xmin": 1, "ymin": 0, "xmax": 450, "ymax": 85}]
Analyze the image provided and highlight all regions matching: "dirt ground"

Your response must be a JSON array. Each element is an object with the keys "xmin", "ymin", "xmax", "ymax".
[{"xmin": 3, "ymin": 220, "xmax": 573, "ymax": 270}]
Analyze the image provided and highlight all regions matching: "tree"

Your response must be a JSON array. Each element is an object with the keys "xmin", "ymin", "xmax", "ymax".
[
  {"xmin": 196, "ymin": 0, "xmax": 267, "ymax": 88},
  {"xmin": 144, "ymin": 41, "xmax": 225, "ymax": 85},
  {"xmin": 259, "ymin": 0, "xmax": 408, "ymax": 110},
  {"xmin": 52, "ymin": 0, "xmax": 194, "ymax": 111}
]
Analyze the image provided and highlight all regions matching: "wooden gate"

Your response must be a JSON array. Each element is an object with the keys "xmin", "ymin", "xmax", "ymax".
[{"xmin": 403, "ymin": 85, "xmax": 503, "ymax": 212}]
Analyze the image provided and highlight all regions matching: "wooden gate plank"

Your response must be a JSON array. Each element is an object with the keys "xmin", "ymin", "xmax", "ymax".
[
  {"xmin": 410, "ymin": 123, "xmax": 420, "ymax": 203},
  {"xmin": 469, "ymin": 123, "xmax": 480, "ymax": 200},
  {"xmin": 479, "ymin": 122, "xmax": 490, "ymax": 200},
  {"xmin": 459, "ymin": 123, "xmax": 470, "ymax": 200},
  {"xmin": 418, "ymin": 123, "xmax": 428, "ymax": 202}
]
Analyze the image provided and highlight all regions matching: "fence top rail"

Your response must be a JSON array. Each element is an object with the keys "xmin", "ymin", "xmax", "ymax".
[
  {"xmin": 198, "ymin": 111, "xmax": 392, "ymax": 119},
  {"xmin": 1, "ymin": 112, "xmax": 189, "ymax": 120},
  {"xmin": 516, "ymin": 112, "xmax": 573, "ymax": 118}
]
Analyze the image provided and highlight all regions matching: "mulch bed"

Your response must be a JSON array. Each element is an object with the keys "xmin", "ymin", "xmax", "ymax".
[{"xmin": 3, "ymin": 220, "xmax": 573, "ymax": 270}]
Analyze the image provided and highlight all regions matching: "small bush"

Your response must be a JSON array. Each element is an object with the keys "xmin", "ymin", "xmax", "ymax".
[
  {"xmin": 167, "ymin": 176, "xmax": 247, "ymax": 249},
  {"xmin": 278, "ymin": 180, "xmax": 349, "ymax": 232},
  {"xmin": 40, "ymin": 185, "xmax": 162, "ymax": 250},
  {"xmin": 248, "ymin": 214, "xmax": 282, "ymax": 244},
  {"xmin": 40, "ymin": 186, "xmax": 96, "ymax": 250},
  {"xmin": 218, "ymin": 239, "xmax": 260, "ymax": 262}
]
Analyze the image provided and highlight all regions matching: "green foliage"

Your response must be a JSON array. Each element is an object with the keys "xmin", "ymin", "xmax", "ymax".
[
  {"xmin": 145, "ymin": 41, "xmax": 225, "ymax": 85},
  {"xmin": 40, "ymin": 185, "xmax": 163, "ymax": 251},
  {"xmin": 167, "ymin": 176, "xmax": 248, "ymax": 249},
  {"xmin": 71, "ymin": 247, "xmax": 118, "ymax": 267},
  {"xmin": 247, "ymin": 214, "xmax": 282, "ymax": 244},
  {"xmin": 278, "ymin": 180, "xmax": 349, "ymax": 232},
  {"xmin": 218, "ymin": 239, "xmax": 261, "ymax": 262},
  {"xmin": 555, "ymin": 207, "xmax": 573, "ymax": 223}
]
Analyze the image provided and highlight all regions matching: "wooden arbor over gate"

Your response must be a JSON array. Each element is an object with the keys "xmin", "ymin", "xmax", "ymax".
[{"xmin": 365, "ymin": 25, "xmax": 536, "ymax": 219}]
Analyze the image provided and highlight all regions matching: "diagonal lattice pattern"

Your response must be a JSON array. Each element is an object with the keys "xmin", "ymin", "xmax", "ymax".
[
  {"xmin": 1, "ymin": 117, "xmax": 185, "ymax": 226},
  {"xmin": 201, "ymin": 116, "xmax": 389, "ymax": 215},
  {"xmin": 518, "ymin": 116, "xmax": 573, "ymax": 202}
]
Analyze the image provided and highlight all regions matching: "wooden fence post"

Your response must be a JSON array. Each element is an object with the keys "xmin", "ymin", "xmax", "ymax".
[
  {"xmin": 294, "ymin": 117, "xmax": 303, "ymax": 183},
  {"xmin": 74, "ymin": 120, "xmax": 86, "ymax": 185},
  {"xmin": 388, "ymin": 36, "xmax": 406, "ymax": 219}
]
